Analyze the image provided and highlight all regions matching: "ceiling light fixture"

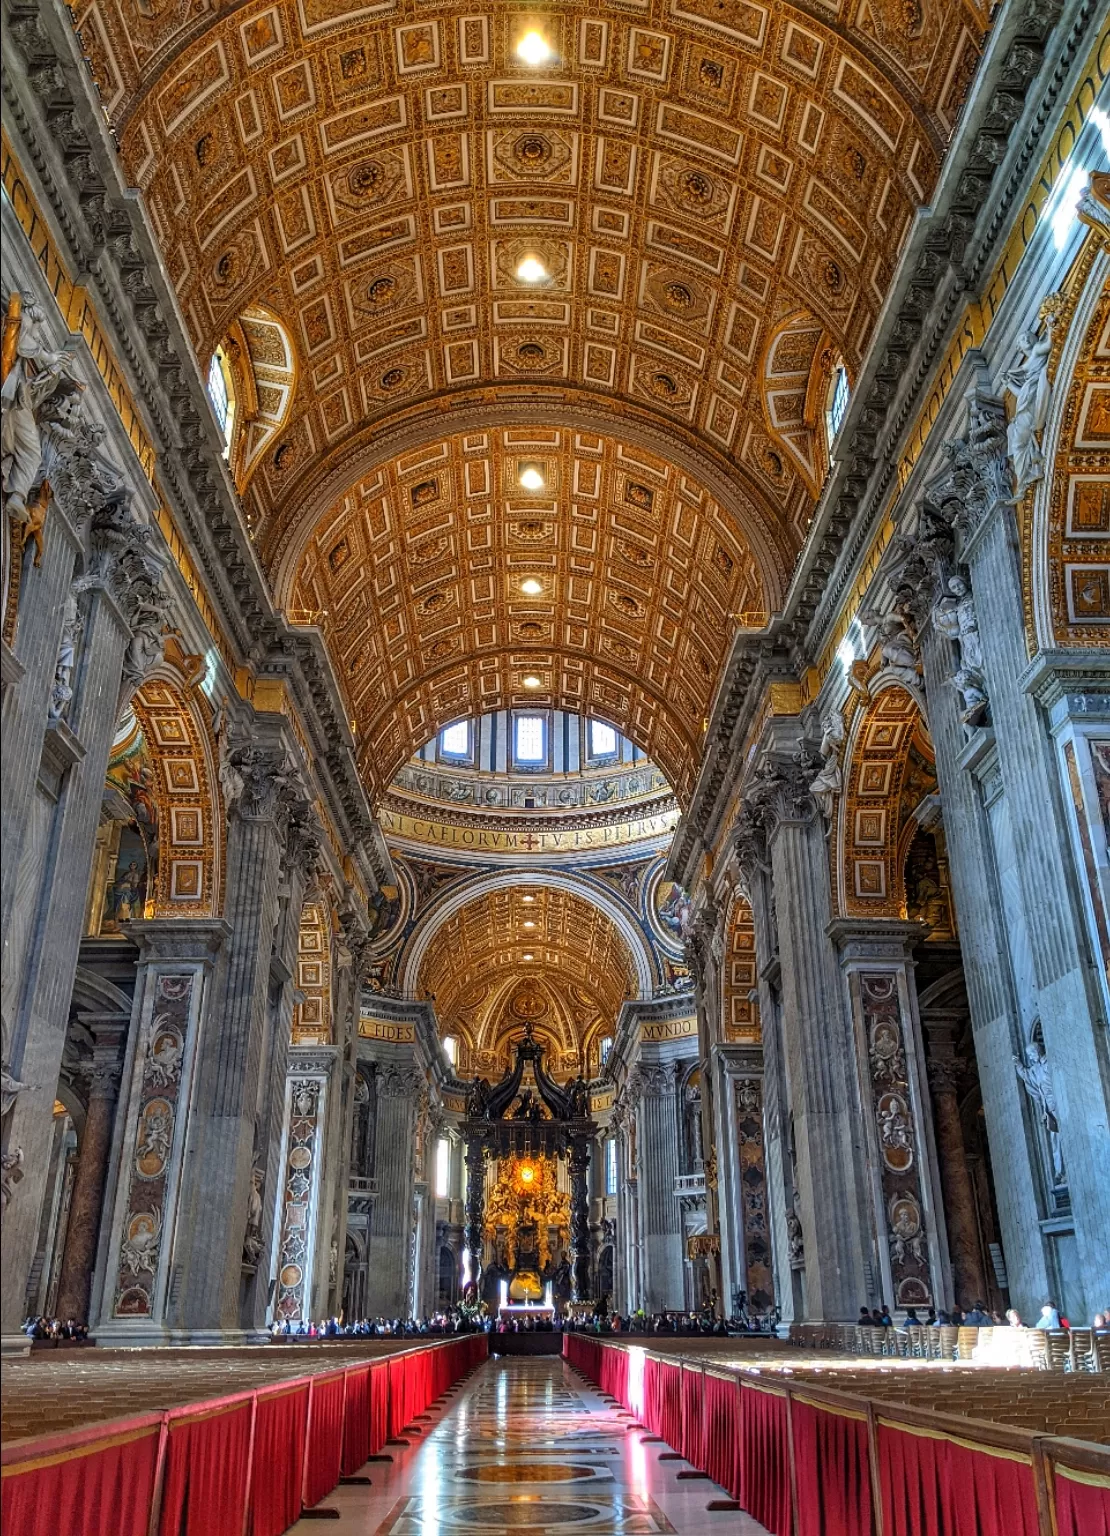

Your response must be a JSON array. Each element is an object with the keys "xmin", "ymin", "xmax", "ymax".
[
  {"xmin": 516, "ymin": 255, "xmax": 547, "ymax": 283},
  {"xmin": 518, "ymin": 464, "xmax": 545, "ymax": 491},
  {"xmin": 522, "ymin": 675, "xmax": 542, "ymax": 689},
  {"xmin": 522, "ymin": 894, "xmax": 535, "ymax": 904},
  {"xmin": 523, "ymin": 920, "xmax": 536, "ymax": 929},
  {"xmin": 520, "ymin": 577, "xmax": 543, "ymax": 595},
  {"xmin": 516, "ymin": 31, "xmax": 551, "ymax": 66},
  {"xmin": 522, "ymin": 952, "xmax": 535, "ymax": 960}
]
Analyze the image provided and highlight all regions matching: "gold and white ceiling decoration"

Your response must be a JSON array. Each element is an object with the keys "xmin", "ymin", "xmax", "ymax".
[
  {"xmin": 74, "ymin": 0, "xmax": 987, "ymax": 794},
  {"xmin": 415, "ymin": 885, "xmax": 639, "ymax": 1076}
]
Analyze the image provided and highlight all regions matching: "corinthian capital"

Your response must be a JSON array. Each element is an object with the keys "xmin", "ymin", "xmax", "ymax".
[
  {"xmin": 224, "ymin": 745, "xmax": 291, "ymax": 821},
  {"xmin": 283, "ymin": 803, "xmax": 323, "ymax": 885},
  {"xmin": 744, "ymin": 754, "xmax": 816, "ymax": 835},
  {"xmin": 377, "ymin": 1062, "xmax": 424, "ymax": 1099},
  {"xmin": 940, "ymin": 392, "xmax": 1010, "ymax": 545}
]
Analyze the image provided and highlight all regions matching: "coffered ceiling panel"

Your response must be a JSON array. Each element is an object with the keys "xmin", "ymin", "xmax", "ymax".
[
  {"xmin": 77, "ymin": 0, "xmax": 985, "ymax": 542},
  {"xmin": 418, "ymin": 885, "xmax": 637, "ymax": 1071},
  {"xmin": 288, "ymin": 426, "xmax": 767, "ymax": 797}
]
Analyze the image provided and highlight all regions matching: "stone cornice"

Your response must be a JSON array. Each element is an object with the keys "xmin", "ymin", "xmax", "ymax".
[
  {"xmin": 1, "ymin": 0, "xmax": 387, "ymax": 889},
  {"xmin": 669, "ymin": 0, "xmax": 1096, "ymax": 886}
]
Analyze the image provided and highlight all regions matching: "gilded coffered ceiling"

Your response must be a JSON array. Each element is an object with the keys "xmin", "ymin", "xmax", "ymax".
[
  {"xmin": 72, "ymin": 0, "xmax": 987, "ymax": 793},
  {"xmin": 287, "ymin": 426, "xmax": 767, "ymax": 796},
  {"xmin": 417, "ymin": 885, "xmax": 637, "ymax": 1073}
]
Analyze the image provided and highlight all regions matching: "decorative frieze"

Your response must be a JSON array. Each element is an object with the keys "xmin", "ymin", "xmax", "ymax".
[
  {"xmin": 271, "ymin": 1072, "xmax": 329, "ymax": 1323},
  {"xmin": 734, "ymin": 1076, "xmax": 773, "ymax": 1312}
]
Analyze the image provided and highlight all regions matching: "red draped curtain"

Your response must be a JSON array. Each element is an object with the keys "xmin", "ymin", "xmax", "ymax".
[
  {"xmin": 1, "ymin": 1420, "xmax": 161, "ymax": 1536},
  {"xmin": 159, "ymin": 1400, "xmax": 254, "ymax": 1536},
  {"xmin": 703, "ymin": 1373, "xmax": 742, "ymax": 1501},
  {"xmin": 341, "ymin": 1368, "xmax": 371, "ymax": 1478},
  {"xmin": 1055, "ymin": 1466, "xmax": 1110, "ymax": 1536},
  {"xmin": 247, "ymin": 1386, "xmax": 308, "ymax": 1536},
  {"xmin": 740, "ymin": 1383, "xmax": 792, "ymax": 1536},
  {"xmin": 879, "ymin": 1423, "xmax": 1040, "ymax": 1536},
  {"xmin": 680, "ymin": 1366, "xmax": 705, "ymax": 1471},
  {"xmin": 369, "ymin": 1362, "xmax": 390, "ymax": 1455},
  {"xmin": 303, "ymin": 1374, "xmax": 347, "ymax": 1510},
  {"xmin": 791, "ymin": 1399, "xmax": 871, "ymax": 1536}
]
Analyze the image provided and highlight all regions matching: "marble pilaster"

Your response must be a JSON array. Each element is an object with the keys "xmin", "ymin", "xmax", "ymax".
[
  {"xmin": 1, "ymin": 576, "xmax": 138, "ymax": 1337},
  {"xmin": 365, "ymin": 1061, "xmax": 422, "ymax": 1317},
  {"xmin": 829, "ymin": 919, "xmax": 951, "ymax": 1314},
  {"xmin": 922, "ymin": 1017, "xmax": 989, "ymax": 1308},
  {"xmin": 954, "ymin": 416, "xmax": 1110, "ymax": 1319},
  {"xmin": 634, "ymin": 1064, "xmax": 684, "ymax": 1311},
  {"xmin": 744, "ymin": 758, "xmax": 873, "ymax": 1322}
]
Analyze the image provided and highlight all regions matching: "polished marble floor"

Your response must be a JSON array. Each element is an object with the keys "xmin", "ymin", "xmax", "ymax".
[{"xmin": 290, "ymin": 1355, "xmax": 770, "ymax": 1535}]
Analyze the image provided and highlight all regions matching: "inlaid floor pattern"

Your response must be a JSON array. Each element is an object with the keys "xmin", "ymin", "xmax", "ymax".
[{"xmin": 291, "ymin": 1355, "xmax": 769, "ymax": 1535}]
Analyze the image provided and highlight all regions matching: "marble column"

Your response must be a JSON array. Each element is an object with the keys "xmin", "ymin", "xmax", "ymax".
[
  {"xmin": 829, "ymin": 920, "xmax": 950, "ymax": 1314},
  {"xmin": 93, "ymin": 919, "xmax": 229, "ymax": 1339},
  {"xmin": 952, "ymin": 401, "xmax": 1110, "ymax": 1319},
  {"xmin": 1, "ymin": 570, "xmax": 147, "ymax": 1338},
  {"xmin": 365, "ymin": 1062, "xmax": 421, "ymax": 1317},
  {"xmin": 162, "ymin": 740, "xmax": 295, "ymax": 1338},
  {"xmin": 922, "ymin": 1018, "xmax": 988, "ymax": 1308},
  {"xmin": 464, "ymin": 1136, "xmax": 485, "ymax": 1291},
  {"xmin": 569, "ymin": 1138, "xmax": 592, "ymax": 1302},
  {"xmin": 53, "ymin": 1017, "xmax": 127, "ymax": 1323},
  {"xmin": 635, "ymin": 1064, "xmax": 684, "ymax": 1311},
  {"xmin": 743, "ymin": 756, "xmax": 873, "ymax": 1322}
]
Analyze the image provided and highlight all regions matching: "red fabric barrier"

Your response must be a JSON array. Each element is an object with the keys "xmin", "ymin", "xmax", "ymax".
[
  {"xmin": 879, "ymin": 1423, "xmax": 1040, "ymax": 1536},
  {"xmin": 370, "ymin": 1361, "xmax": 390, "ymax": 1454},
  {"xmin": 159, "ymin": 1400, "xmax": 253, "ymax": 1536},
  {"xmin": 658, "ymin": 1361, "xmax": 683, "ymax": 1451},
  {"xmin": 1055, "ymin": 1466, "xmax": 1110, "ymax": 1536},
  {"xmin": 1, "ymin": 1419, "xmax": 161, "ymax": 1536},
  {"xmin": 740, "ymin": 1383, "xmax": 792, "ymax": 1536},
  {"xmin": 248, "ymin": 1386, "xmax": 308, "ymax": 1536},
  {"xmin": 704, "ymin": 1373, "xmax": 742, "ymax": 1500},
  {"xmin": 680, "ymin": 1365, "xmax": 705, "ymax": 1470},
  {"xmin": 341, "ymin": 1367, "xmax": 371, "ymax": 1477},
  {"xmin": 792, "ymin": 1399, "xmax": 871, "ymax": 1536},
  {"xmin": 303, "ymin": 1373, "xmax": 346, "ymax": 1509}
]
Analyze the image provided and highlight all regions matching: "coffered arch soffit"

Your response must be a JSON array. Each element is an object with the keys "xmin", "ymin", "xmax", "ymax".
[
  {"xmin": 79, "ymin": 0, "xmax": 985, "ymax": 542},
  {"xmin": 400, "ymin": 867, "xmax": 655, "ymax": 999},
  {"xmin": 286, "ymin": 423, "xmax": 775, "ymax": 799},
  {"xmin": 415, "ymin": 885, "xmax": 640, "ymax": 1066}
]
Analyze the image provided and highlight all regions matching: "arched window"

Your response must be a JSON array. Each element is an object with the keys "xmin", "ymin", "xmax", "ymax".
[
  {"xmin": 435, "ymin": 1137, "xmax": 451, "ymax": 1200},
  {"xmin": 598, "ymin": 1035, "xmax": 613, "ymax": 1068},
  {"xmin": 440, "ymin": 720, "xmax": 470, "ymax": 758},
  {"xmin": 589, "ymin": 719, "xmax": 618, "ymax": 759},
  {"xmin": 442, "ymin": 1034, "xmax": 458, "ymax": 1067},
  {"xmin": 206, "ymin": 348, "xmax": 235, "ymax": 453},
  {"xmin": 826, "ymin": 362, "xmax": 850, "ymax": 444},
  {"xmin": 514, "ymin": 714, "xmax": 546, "ymax": 764},
  {"xmin": 604, "ymin": 1138, "xmax": 619, "ymax": 1195}
]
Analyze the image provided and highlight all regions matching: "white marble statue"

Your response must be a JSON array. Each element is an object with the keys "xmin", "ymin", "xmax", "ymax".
[
  {"xmin": 1015, "ymin": 1036, "xmax": 1065, "ymax": 1186},
  {"xmin": 1001, "ymin": 309, "xmax": 1056, "ymax": 496},
  {"xmin": 876, "ymin": 613, "xmax": 921, "ymax": 690},
  {"xmin": 933, "ymin": 575, "xmax": 988, "ymax": 725},
  {"xmin": 808, "ymin": 710, "xmax": 845, "ymax": 822},
  {"xmin": 1, "ymin": 292, "xmax": 79, "ymax": 519},
  {"xmin": 48, "ymin": 589, "xmax": 82, "ymax": 722}
]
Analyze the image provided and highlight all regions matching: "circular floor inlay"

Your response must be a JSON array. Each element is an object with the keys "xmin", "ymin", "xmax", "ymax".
[
  {"xmin": 444, "ymin": 1500, "xmax": 599, "ymax": 1527},
  {"xmin": 458, "ymin": 1463, "xmax": 596, "ymax": 1483}
]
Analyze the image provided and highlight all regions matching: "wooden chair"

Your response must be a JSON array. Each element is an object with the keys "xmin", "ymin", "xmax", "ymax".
[
  {"xmin": 937, "ymin": 1325, "xmax": 959, "ymax": 1360},
  {"xmin": 1044, "ymin": 1329, "xmax": 1071, "ymax": 1372},
  {"xmin": 1093, "ymin": 1330, "xmax": 1110, "ymax": 1373},
  {"xmin": 1068, "ymin": 1327, "xmax": 1095, "ymax": 1372}
]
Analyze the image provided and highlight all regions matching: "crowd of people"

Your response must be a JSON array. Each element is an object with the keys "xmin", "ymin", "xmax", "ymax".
[
  {"xmin": 269, "ymin": 1308, "xmax": 484, "ymax": 1341},
  {"xmin": 857, "ymin": 1301, "xmax": 1109, "ymax": 1330},
  {"xmin": 20, "ymin": 1316, "xmax": 91, "ymax": 1343},
  {"xmin": 567, "ymin": 1305, "xmax": 777, "ymax": 1337}
]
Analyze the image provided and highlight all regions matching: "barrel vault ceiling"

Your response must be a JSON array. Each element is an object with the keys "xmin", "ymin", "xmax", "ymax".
[
  {"xmin": 416, "ymin": 886, "xmax": 639, "ymax": 1073},
  {"xmin": 73, "ymin": 0, "xmax": 988, "ymax": 797}
]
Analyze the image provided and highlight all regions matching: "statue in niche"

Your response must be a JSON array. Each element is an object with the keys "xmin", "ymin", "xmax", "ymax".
[
  {"xmin": 786, "ymin": 1188, "xmax": 805, "ymax": 1268},
  {"xmin": 933, "ymin": 575, "xmax": 989, "ymax": 726},
  {"xmin": 242, "ymin": 1166, "xmax": 264, "ymax": 1265},
  {"xmin": 1015, "ymin": 1032, "xmax": 1065, "ymax": 1186},
  {"xmin": 808, "ymin": 710, "xmax": 845, "ymax": 822},
  {"xmin": 875, "ymin": 613, "xmax": 921, "ymax": 690},
  {"xmin": 1001, "ymin": 304, "xmax": 1057, "ymax": 496},
  {"xmin": 48, "ymin": 590, "xmax": 82, "ymax": 722}
]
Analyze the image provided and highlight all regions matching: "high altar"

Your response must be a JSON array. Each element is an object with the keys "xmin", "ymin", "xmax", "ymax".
[{"xmin": 461, "ymin": 1023, "xmax": 596, "ymax": 1309}]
